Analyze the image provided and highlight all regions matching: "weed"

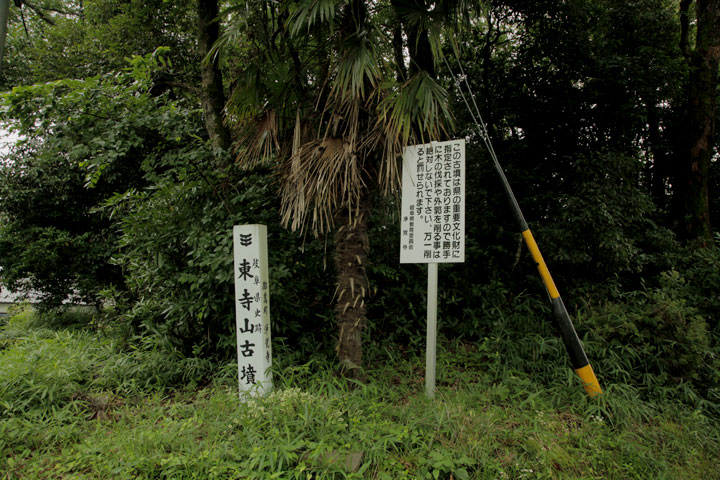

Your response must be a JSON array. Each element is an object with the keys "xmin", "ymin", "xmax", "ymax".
[{"xmin": 1, "ymin": 310, "xmax": 718, "ymax": 479}]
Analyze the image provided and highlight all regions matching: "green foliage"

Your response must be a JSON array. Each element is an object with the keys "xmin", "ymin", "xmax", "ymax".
[
  {"xmin": 534, "ymin": 151, "xmax": 676, "ymax": 286},
  {"xmin": 447, "ymin": 0, "xmax": 688, "ymax": 259},
  {"xmin": 0, "ymin": 309, "xmax": 213, "ymax": 418},
  {"xmin": 220, "ymin": 0, "xmax": 456, "ymax": 238},
  {"xmin": 667, "ymin": 236, "xmax": 720, "ymax": 327},
  {"xmin": 0, "ymin": 0, "xmax": 198, "ymax": 89},
  {"xmin": 2, "ymin": 50, "xmax": 335, "ymax": 357},
  {"xmin": 106, "ymin": 165, "xmax": 334, "ymax": 358},
  {"xmin": 379, "ymin": 71, "xmax": 454, "ymax": 146},
  {"xmin": 360, "ymin": 1, "xmax": 714, "ymax": 416},
  {"xmin": 2, "ymin": 314, "xmax": 718, "ymax": 479},
  {"xmin": 0, "ymin": 63, "xmax": 172, "ymax": 306},
  {"xmin": 0, "ymin": 3, "xmax": 717, "ymax": 465},
  {"xmin": 368, "ymin": 186, "xmax": 719, "ymax": 413},
  {"xmin": 366, "ymin": 192, "xmax": 530, "ymax": 344},
  {"xmin": 585, "ymin": 271, "xmax": 712, "ymax": 382}
]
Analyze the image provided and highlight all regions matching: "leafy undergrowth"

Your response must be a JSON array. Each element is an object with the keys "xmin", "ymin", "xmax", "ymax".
[{"xmin": 1, "ymin": 311, "xmax": 718, "ymax": 479}]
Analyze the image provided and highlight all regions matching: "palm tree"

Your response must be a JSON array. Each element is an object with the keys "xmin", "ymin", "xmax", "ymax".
[{"xmin": 215, "ymin": 0, "xmax": 456, "ymax": 373}]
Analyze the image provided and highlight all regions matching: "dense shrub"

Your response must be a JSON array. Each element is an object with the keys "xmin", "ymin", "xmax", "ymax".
[
  {"xmin": 670, "ymin": 236, "xmax": 720, "ymax": 328},
  {"xmin": 586, "ymin": 272, "xmax": 711, "ymax": 376},
  {"xmin": 527, "ymin": 151, "xmax": 678, "ymax": 292},
  {"xmin": 366, "ymin": 188, "xmax": 719, "ymax": 413},
  {"xmin": 0, "ymin": 77, "xmax": 147, "ymax": 307},
  {"xmin": 107, "ymin": 168, "xmax": 335, "ymax": 359}
]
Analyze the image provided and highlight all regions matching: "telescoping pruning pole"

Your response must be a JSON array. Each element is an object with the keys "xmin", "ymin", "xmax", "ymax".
[
  {"xmin": 490, "ymin": 148, "xmax": 602, "ymax": 398},
  {"xmin": 444, "ymin": 55, "xmax": 602, "ymax": 397}
]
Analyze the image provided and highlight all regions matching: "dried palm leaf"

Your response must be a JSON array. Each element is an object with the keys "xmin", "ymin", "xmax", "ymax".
[
  {"xmin": 280, "ymin": 137, "xmax": 367, "ymax": 236},
  {"xmin": 233, "ymin": 110, "xmax": 281, "ymax": 167}
]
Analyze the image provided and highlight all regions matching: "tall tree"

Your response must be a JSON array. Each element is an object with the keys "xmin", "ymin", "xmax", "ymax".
[
  {"xmin": 197, "ymin": 0, "xmax": 231, "ymax": 152},
  {"xmin": 0, "ymin": 0, "xmax": 198, "ymax": 89},
  {"xmin": 679, "ymin": 0, "xmax": 720, "ymax": 241},
  {"xmin": 216, "ymin": 0, "xmax": 454, "ymax": 373},
  {"xmin": 0, "ymin": 73, "xmax": 155, "ymax": 306}
]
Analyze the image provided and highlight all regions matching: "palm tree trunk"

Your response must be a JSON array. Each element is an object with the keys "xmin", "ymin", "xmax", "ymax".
[
  {"xmin": 333, "ymin": 192, "xmax": 370, "ymax": 375},
  {"xmin": 391, "ymin": 0, "xmax": 435, "ymax": 77}
]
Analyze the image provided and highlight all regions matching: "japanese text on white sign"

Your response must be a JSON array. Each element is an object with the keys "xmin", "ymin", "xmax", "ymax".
[
  {"xmin": 233, "ymin": 225, "xmax": 272, "ymax": 397},
  {"xmin": 400, "ymin": 139, "xmax": 465, "ymax": 264}
]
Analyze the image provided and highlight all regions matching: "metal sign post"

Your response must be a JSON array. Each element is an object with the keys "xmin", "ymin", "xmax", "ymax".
[
  {"xmin": 425, "ymin": 263, "xmax": 438, "ymax": 398},
  {"xmin": 400, "ymin": 139, "xmax": 465, "ymax": 399}
]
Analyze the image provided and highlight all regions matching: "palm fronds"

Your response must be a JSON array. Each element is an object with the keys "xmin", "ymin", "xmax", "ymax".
[
  {"xmin": 226, "ymin": 60, "xmax": 307, "ymax": 166},
  {"xmin": 218, "ymin": 0, "xmax": 456, "ymax": 235},
  {"xmin": 372, "ymin": 71, "xmax": 454, "ymax": 191},
  {"xmin": 379, "ymin": 71, "xmax": 453, "ymax": 144},
  {"xmin": 289, "ymin": 0, "xmax": 342, "ymax": 36},
  {"xmin": 330, "ymin": 29, "xmax": 383, "ymax": 100},
  {"xmin": 233, "ymin": 110, "xmax": 281, "ymax": 167},
  {"xmin": 280, "ymin": 137, "xmax": 366, "ymax": 235}
]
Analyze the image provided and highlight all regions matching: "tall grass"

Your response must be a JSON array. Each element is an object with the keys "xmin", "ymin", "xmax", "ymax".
[{"xmin": 1, "ymin": 309, "xmax": 718, "ymax": 479}]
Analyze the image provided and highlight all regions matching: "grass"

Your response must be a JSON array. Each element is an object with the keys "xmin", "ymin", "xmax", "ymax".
[{"xmin": 1, "ymin": 309, "xmax": 718, "ymax": 479}]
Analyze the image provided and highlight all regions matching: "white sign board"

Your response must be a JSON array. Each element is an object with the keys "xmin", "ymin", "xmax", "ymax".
[
  {"xmin": 400, "ymin": 139, "xmax": 466, "ymax": 263},
  {"xmin": 233, "ymin": 224, "xmax": 272, "ymax": 397}
]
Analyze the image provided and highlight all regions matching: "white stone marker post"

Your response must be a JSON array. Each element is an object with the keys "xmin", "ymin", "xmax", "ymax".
[
  {"xmin": 233, "ymin": 224, "xmax": 272, "ymax": 398},
  {"xmin": 400, "ymin": 140, "xmax": 465, "ymax": 399}
]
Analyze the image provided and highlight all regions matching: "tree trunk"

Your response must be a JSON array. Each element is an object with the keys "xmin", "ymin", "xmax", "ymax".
[
  {"xmin": 197, "ymin": 0, "xmax": 232, "ymax": 153},
  {"xmin": 391, "ymin": 0, "xmax": 435, "ymax": 77},
  {"xmin": 647, "ymin": 102, "xmax": 670, "ymax": 208},
  {"xmin": 679, "ymin": 0, "xmax": 720, "ymax": 242},
  {"xmin": 333, "ymin": 193, "xmax": 370, "ymax": 375},
  {"xmin": 392, "ymin": 24, "xmax": 407, "ymax": 81}
]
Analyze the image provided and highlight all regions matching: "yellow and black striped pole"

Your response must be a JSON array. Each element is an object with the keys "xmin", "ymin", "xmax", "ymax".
[
  {"xmin": 444, "ymin": 53, "xmax": 602, "ymax": 397},
  {"xmin": 522, "ymin": 229, "xmax": 602, "ymax": 396},
  {"xmin": 491, "ymin": 155, "xmax": 602, "ymax": 397}
]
